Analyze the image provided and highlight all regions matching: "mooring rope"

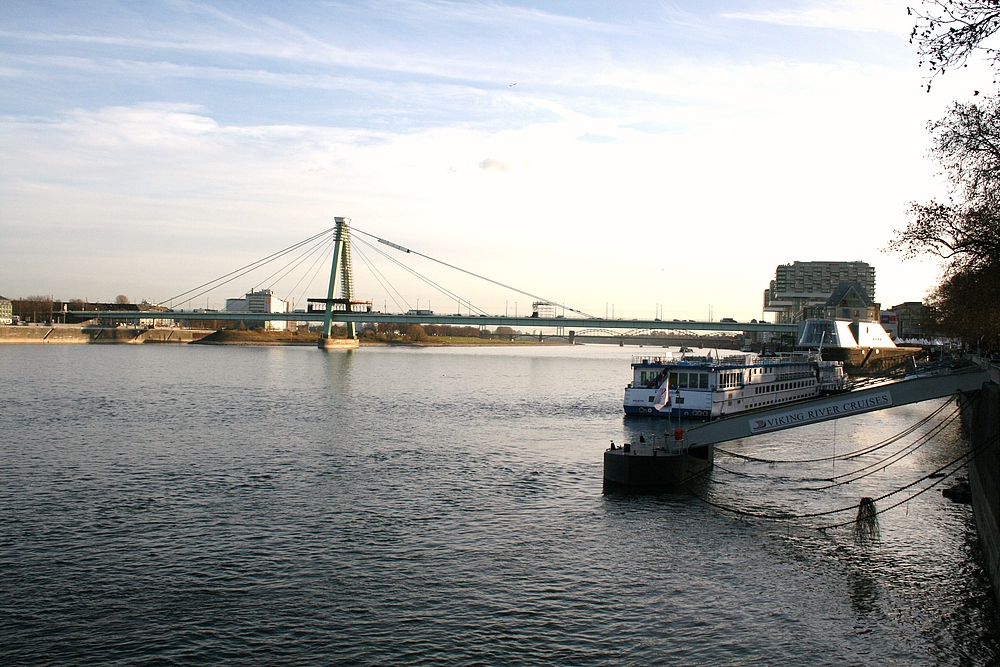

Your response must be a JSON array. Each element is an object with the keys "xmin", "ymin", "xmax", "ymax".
[
  {"xmin": 815, "ymin": 434, "xmax": 999, "ymax": 530},
  {"xmin": 687, "ymin": 431, "xmax": 998, "ymax": 525},
  {"xmin": 711, "ymin": 403, "xmax": 962, "ymax": 485},
  {"xmin": 803, "ymin": 408, "xmax": 963, "ymax": 490}
]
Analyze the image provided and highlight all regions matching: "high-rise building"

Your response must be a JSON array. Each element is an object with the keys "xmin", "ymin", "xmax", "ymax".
[{"xmin": 763, "ymin": 261, "xmax": 876, "ymax": 324}]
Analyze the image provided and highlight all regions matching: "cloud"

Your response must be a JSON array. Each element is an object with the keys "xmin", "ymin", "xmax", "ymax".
[
  {"xmin": 0, "ymin": 72, "xmax": 948, "ymax": 313},
  {"xmin": 722, "ymin": 0, "xmax": 909, "ymax": 33},
  {"xmin": 478, "ymin": 157, "xmax": 512, "ymax": 172}
]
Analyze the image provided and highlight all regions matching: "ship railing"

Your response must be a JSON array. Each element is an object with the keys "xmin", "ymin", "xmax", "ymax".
[{"xmin": 631, "ymin": 355, "xmax": 678, "ymax": 365}]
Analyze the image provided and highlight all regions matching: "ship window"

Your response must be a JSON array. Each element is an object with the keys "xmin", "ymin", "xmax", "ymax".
[
  {"xmin": 679, "ymin": 373, "xmax": 688, "ymax": 388},
  {"xmin": 669, "ymin": 372, "xmax": 677, "ymax": 387},
  {"xmin": 700, "ymin": 374, "xmax": 709, "ymax": 389}
]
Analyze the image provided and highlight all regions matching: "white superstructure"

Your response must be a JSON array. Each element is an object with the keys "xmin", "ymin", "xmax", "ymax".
[{"xmin": 624, "ymin": 352, "xmax": 846, "ymax": 419}]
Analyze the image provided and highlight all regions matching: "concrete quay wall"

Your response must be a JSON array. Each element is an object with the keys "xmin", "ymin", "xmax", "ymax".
[
  {"xmin": 0, "ymin": 325, "xmax": 213, "ymax": 344},
  {"xmin": 968, "ymin": 361, "xmax": 1000, "ymax": 602}
]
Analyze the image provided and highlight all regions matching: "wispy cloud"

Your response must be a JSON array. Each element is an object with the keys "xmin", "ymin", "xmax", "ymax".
[{"xmin": 722, "ymin": 0, "xmax": 909, "ymax": 33}]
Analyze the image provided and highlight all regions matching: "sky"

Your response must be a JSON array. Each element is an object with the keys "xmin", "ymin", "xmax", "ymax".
[{"xmin": 0, "ymin": 0, "xmax": 993, "ymax": 320}]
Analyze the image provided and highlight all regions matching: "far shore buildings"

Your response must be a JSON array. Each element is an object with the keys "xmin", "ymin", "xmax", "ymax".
[
  {"xmin": 0, "ymin": 295, "xmax": 12, "ymax": 325},
  {"xmin": 226, "ymin": 288, "xmax": 291, "ymax": 331},
  {"xmin": 764, "ymin": 261, "xmax": 877, "ymax": 324},
  {"xmin": 763, "ymin": 261, "xmax": 939, "ymax": 342},
  {"xmin": 884, "ymin": 301, "xmax": 935, "ymax": 341},
  {"xmin": 800, "ymin": 281, "xmax": 879, "ymax": 324}
]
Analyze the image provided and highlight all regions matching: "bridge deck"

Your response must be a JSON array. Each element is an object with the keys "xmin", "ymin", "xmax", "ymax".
[{"xmin": 68, "ymin": 310, "xmax": 798, "ymax": 333}]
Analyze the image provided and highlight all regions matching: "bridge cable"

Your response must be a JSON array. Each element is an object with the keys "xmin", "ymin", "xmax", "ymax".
[
  {"xmin": 260, "ymin": 233, "xmax": 337, "ymax": 295},
  {"xmin": 354, "ymin": 235, "xmax": 485, "ymax": 315},
  {"xmin": 286, "ymin": 235, "xmax": 338, "ymax": 308},
  {"xmin": 355, "ymin": 237, "xmax": 459, "ymax": 313},
  {"xmin": 353, "ymin": 244, "xmax": 410, "ymax": 313},
  {"xmin": 172, "ymin": 231, "xmax": 333, "ymax": 311},
  {"xmin": 353, "ymin": 235, "xmax": 488, "ymax": 315},
  {"xmin": 161, "ymin": 227, "xmax": 334, "ymax": 307},
  {"xmin": 351, "ymin": 225, "xmax": 597, "ymax": 318}
]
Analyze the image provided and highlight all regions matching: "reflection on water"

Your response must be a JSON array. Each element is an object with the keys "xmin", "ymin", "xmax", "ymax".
[
  {"xmin": 848, "ymin": 563, "xmax": 880, "ymax": 617},
  {"xmin": 0, "ymin": 343, "xmax": 997, "ymax": 666}
]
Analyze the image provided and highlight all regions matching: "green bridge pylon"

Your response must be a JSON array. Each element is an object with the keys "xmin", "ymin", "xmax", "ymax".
[{"xmin": 320, "ymin": 216, "xmax": 358, "ymax": 346}]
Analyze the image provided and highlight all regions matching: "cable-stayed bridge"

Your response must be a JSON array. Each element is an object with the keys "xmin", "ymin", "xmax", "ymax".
[{"xmin": 73, "ymin": 217, "xmax": 797, "ymax": 348}]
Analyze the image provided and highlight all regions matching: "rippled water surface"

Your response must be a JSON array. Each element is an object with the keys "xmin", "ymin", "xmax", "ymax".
[{"xmin": 2, "ymin": 344, "xmax": 999, "ymax": 665}]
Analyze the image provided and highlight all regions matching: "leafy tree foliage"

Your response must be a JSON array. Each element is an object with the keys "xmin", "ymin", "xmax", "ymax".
[
  {"xmin": 360, "ymin": 322, "xmax": 481, "ymax": 342},
  {"xmin": 406, "ymin": 324, "xmax": 429, "ymax": 342},
  {"xmin": 928, "ymin": 264, "xmax": 1000, "ymax": 346}
]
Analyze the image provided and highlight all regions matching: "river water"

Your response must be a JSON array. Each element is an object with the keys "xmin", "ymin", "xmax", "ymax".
[{"xmin": 1, "ymin": 343, "xmax": 998, "ymax": 665}]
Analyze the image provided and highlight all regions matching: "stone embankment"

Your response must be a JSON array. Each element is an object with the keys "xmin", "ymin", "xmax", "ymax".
[
  {"xmin": 967, "ymin": 360, "xmax": 1000, "ymax": 602},
  {"xmin": 0, "ymin": 325, "xmax": 213, "ymax": 344}
]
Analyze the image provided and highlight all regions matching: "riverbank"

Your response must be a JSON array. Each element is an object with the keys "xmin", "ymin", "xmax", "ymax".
[
  {"xmin": 0, "ymin": 326, "xmax": 569, "ymax": 347},
  {"xmin": 0, "ymin": 325, "xmax": 214, "ymax": 344},
  {"xmin": 195, "ymin": 330, "xmax": 569, "ymax": 346}
]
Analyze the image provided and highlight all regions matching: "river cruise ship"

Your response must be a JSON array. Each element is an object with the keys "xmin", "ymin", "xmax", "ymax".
[{"xmin": 624, "ymin": 352, "xmax": 847, "ymax": 418}]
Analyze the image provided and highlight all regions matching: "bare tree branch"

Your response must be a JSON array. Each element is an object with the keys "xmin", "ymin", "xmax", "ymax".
[{"xmin": 911, "ymin": 0, "xmax": 1000, "ymax": 86}]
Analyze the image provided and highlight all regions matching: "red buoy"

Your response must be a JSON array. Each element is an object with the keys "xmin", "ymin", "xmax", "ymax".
[{"xmin": 674, "ymin": 427, "xmax": 684, "ymax": 441}]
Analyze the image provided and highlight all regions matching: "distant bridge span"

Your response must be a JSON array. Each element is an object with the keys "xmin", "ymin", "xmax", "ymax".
[{"xmin": 68, "ymin": 309, "xmax": 798, "ymax": 334}]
